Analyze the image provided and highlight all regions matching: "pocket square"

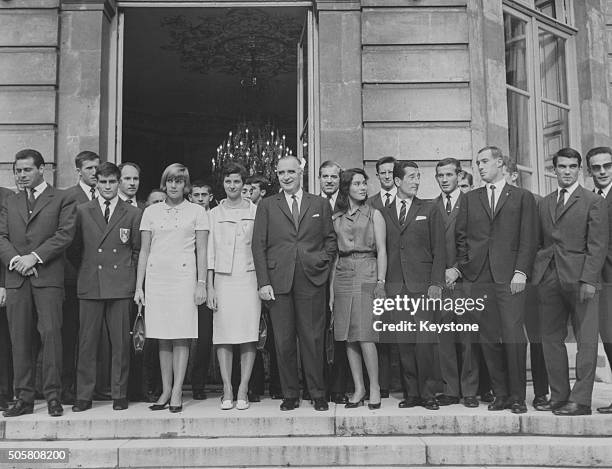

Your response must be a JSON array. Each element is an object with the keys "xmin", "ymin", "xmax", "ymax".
[
  {"xmin": 312, "ymin": 213, "xmax": 320, "ymax": 218},
  {"xmin": 415, "ymin": 216, "xmax": 427, "ymax": 221}
]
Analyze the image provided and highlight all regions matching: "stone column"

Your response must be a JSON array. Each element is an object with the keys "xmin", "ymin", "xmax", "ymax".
[{"xmin": 56, "ymin": 0, "xmax": 115, "ymax": 188}]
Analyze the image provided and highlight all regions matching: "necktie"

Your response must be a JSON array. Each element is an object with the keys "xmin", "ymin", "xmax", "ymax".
[
  {"xmin": 445, "ymin": 194, "xmax": 452, "ymax": 214},
  {"xmin": 27, "ymin": 188, "xmax": 36, "ymax": 216},
  {"xmin": 555, "ymin": 188, "xmax": 567, "ymax": 220},
  {"xmin": 104, "ymin": 200, "xmax": 111, "ymax": 223},
  {"xmin": 489, "ymin": 185, "xmax": 496, "ymax": 217},
  {"xmin": 399, "ymin": 200, "xmax": 407, "ymax": 225},
  {"xmin": 384, "ymin": 193, "xmax": 392, "ymax": 208},
  {"xmin": 598, "ymin": 189, "xmax": 605, "ymax": 197},
  {"xmin": 291, "ymin": 195, "xmax": 299, "ymax": 228},
  {"xmin": 90, "ymin": 187, "xmax": 97, "ymax": 201}
]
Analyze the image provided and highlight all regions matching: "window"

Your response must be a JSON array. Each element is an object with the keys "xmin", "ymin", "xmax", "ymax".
[{"xmin": 503, "ymin": 1, "xmax": 577, "ymax": 194}]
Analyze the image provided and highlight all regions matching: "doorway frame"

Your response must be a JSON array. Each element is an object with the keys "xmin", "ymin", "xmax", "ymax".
[{"xmin": 106, "ymin": 1, "xmax": 320, "ymax": 193}]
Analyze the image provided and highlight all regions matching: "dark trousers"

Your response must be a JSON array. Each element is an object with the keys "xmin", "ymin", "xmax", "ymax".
[
  {"xmin": 61, "ymin": 284, "xmax": 79, "ymax": 396},
  {"xmin": 268, "ymin": 259, "xmax": 326, "ymax": 400},
  {"xmin": 599, "ymin": 284, "xmax": 612, "ymax": 379},
  {"xmin": 0, "ymin": 306, "xmax": 13, "ymax": 399},
  {"xmin": 192, "ymin": 303, "xmax": 213, "ymax": 392},
  {"xmin": 539, "ymin": 265, "xmax": 599, "ymax": 406},
  {"xmin": 77, "ymin": 298, "xmax": 131, "ymax": 400},
  {"xmin": 326, "ymin": 300, "xmax": 349, "ymax": 395},
  {"xmin": 524, "ymin": 284, "xmax": 549, "ymax": 397},
  {"xmin": 469, "ymin": 266, "xmax": 527, "ymax": 402},
  {"xmin": 377, "ymin": 343, "xmax": 391, "ymax": 391},
  {"xmin": 6, "ymin": 281, "xmax": 63, "ymax": 403},
  {"xmin": 142, "ymin": 339, "xmax": 160, "ymax": 396}
]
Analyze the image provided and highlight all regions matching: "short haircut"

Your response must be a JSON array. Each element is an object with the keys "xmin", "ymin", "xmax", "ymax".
[
  {"xmin": 278, "ymin": 155, "xmax": 302, "ymax": 168},
  {"xmin": 585, "ymin": 146, "xmax": 612, "ymax": 167},
  {"xmin": 15, "ymin": 149, "xmax": 44, "ymax": 168},
  {"xmin": 393, "ymin": 160, "xmax": 419, "ymax": 180},
  {"xmin": 246, "ymin": 174, "xmax": 269, "ymax": 192},
  {"xmin": 222, "ymin": 162, "xmax": 248, "ymax": 183},
  {"xmin": 95, "ymin": 162, "xmax": 121, "ymax": 180},
  {"xmin": 318, "ymin": 160, "xmax": 342, "ymax": 177},
  {"xmin": 160, "ymin": 163, "xmax": 191, "ymax": 196},
  {"xmin": 376, "ymin": 156, "xmax": 396, "ymax": 173},
  {"xmin": 75, "ymin": 150, "xmax": 100, "ymax": 169},
  {"xmin": 477, "ymin": 145, "xmax": 504, "ymax": 162},
  {"xmin": 191, "ymin": 180, "xmax": 213, "ymax": 193},
  {"xmin": 502, "ymin": 155, "xmax": 518, "ymax": 174},
  {"xmin": 436, "ymin": 158, "xmax": 462, "ymax": 174},
  {"xmin": 553, "ymin": 147, "xmax": 582, "ymax": 167},
  {"xmin": 458, "ymin": 170, "xmax": 473, "ymax": 186},
  {"xmin": 118, "ymin": 162, "xmax": 141, "ymax": 175}
]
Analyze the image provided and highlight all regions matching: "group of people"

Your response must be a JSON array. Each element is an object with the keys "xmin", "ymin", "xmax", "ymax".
[{"xmin": 0, "ymin": 143, "xmax": 611, "ymax": 418}]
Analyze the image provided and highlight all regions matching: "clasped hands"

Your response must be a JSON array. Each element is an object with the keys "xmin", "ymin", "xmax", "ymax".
[{"xmin": 10, "ymin": 254, "xmax": 39, "ymax": 278}]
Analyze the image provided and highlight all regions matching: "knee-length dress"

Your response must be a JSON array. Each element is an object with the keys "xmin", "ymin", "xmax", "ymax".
[
  {"xmin": 333, "ymin": 203, "xmax": 379, "ymax": 342},
  {"xmin": 140, "ymin": 200, "xmax": 209, "ymax": 339},
  {"xmin": 208, "ymin": 200, "xmax": 260, "ymax": 344}
]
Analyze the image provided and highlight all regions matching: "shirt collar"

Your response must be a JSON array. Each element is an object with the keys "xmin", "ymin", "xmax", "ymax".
[
  {"xmin": 441, "ymin": 187, "xmax": 461, "ymax": 202},
  {"xmin": 380, "ymin": 187, "xmax": 397, "ymax": 199},
  {"xmin": 486, "ymin": 179, "xmax": 506, "ymax": 192},
  {"xmin": 284, "ymin": 188, "xmax": 303, "ymax": 204},
  {"xmin": 98, "ymin": 195, "xmax": 118, "ymax": 211},
  {"xmin": 31, "ymin": 180, "xmax": 47, "ymax": 196},
  {"xmin": 558, "ymin": 180, "xmax": 580, "ymax": 198},
  {"xmin": 79, "ymin": 180, "xmax": 97, "ymax": 199},
  {"xmin": 596, "ymin": 182, "xmax": 612, "ymax": 198},
  {"xmin": 118, "ymin": 192, "xmax": 136, "ymax": 204}
]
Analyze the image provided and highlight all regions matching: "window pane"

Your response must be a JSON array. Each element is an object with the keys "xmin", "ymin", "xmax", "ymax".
[
  {"xmin": 507, "ymin": 90, "xmax": 532, "ymax": 169},
  {"xmin": 541, "ymin": 102, "xmax": 569, "ymax": 177},
  {"xmin": 539, "ymin": 29, "xmax": 567, "ymax": 104},
  {"xmin": 504, "ymin": 13, "xmax": 529, "ymax": 91},
  {"xmin": 535, "ymin": 0, "xmax": 557, "ymax": 19}
]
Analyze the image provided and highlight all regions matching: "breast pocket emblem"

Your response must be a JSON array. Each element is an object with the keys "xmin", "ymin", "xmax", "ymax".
[{"xmin": 119, "ymin": 228, "xmax": 130, "ymax": 244}]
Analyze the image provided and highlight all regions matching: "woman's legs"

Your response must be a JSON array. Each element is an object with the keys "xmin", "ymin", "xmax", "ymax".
[
  {"xmin": 361, "ymin": 342, "xmax": 380, "ymax": 404},
  {"xmin": 237, "ymin": 342, "xmax": 256, "ymax": 401},
  {"xmin": 346, "ymin": 341, "xmax": 366, "ymax": 403},
  {"xmin": 170, "ymin": 339, "xmax": 190, "ymax": 406},
  {"xmin": 217, "ymin": 344, "xmax": 233, "ymax": 401},
  {"xmin": 156, "ymin": 339, "xmax": 173, "ymax": 404}
]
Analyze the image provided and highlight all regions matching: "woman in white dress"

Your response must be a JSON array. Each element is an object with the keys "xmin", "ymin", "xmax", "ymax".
[
  {"xmin": 134, "ymin": 163, "xmax": 208, "ymax": 413},
  {"xmin": 207, "ymin": 162, "xmax": 260, "ymax": 410}
]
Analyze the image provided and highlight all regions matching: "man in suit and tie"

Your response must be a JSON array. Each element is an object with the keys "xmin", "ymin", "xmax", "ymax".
[
  {"xmin": 0, "ymin": 186, "xmax": 15, "ymax": 411},
  {"xmin": 532, "ymin": 147, "xmax": 607, "ymax": 416},
  {"xmin": 252, "ymin": 155, "xmax": 337, "ymax": 411},
  {"xmin": 62, "ymin": 150, "xmax": 100, "ymax": 405},
  {"xmin": 433, "ymin": 158, "xmax": 479, "ymax": 408},
  {"xmin": 451, "ymin": 145, "xmax": 537, "ymax": 414},
  {"xmin": 0, "ymin": 149, "xmax": 77, "ymax": 417},
  {"xmin": 382, "ymin": 161, "xmax": 446, "ymax": 410},
  {"xmin": 585, "ymin": 147, "xmax": 612, "ymax": 414},
  {"xmin": 118, "ymin": 162, "xmax": 144, "ymax": 208},
  {"xmin": 70, "ymin": 162, "xmax": 141, "ymax": 412}
]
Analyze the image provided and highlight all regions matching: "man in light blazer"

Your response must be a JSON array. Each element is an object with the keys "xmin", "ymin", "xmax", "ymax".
[
  {"xmin": 452, "ymin": 146, "xmax": 537, "ymax": 414},
  {"xmin": 0, "ymin": 149, "xmax": 77, "ymax": 417},
  {"xmin": 252, "ymin": 156, "xmax": 337, "ymax": 411},
  {"xmin": 532, "ymin": 147, "xmax": 608, "ymax": 416},
  {"xmin": 70, "ymin": 162, "xmax": 142, "ymax": 412}
]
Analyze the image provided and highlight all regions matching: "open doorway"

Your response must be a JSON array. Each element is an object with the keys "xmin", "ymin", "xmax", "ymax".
[{"xmin": 119, "ymin": 6, "xmax": 310, "ymax": 199}]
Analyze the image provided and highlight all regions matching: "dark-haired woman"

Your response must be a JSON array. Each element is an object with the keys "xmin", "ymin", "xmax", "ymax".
[{"xmin": 331, "ymin": 168, "xmax": 387, "ymax": 409}]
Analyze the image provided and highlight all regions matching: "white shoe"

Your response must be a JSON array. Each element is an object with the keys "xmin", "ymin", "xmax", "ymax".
[
  {"xmin": 236, "ymin": 399, "xmax": 250, "ymax": 410},
  {"xmin": 220, "ymin": 399, "xmax": 234, "ymax": 410}
]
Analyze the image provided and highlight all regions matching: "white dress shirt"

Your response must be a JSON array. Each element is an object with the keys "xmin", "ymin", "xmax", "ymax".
[
  {"xmin": 119, "ymin": 192, "xmax": 137, "ymax": 206},
  {"xmin": 98, "ymin": 196, "xmax": 119, "ymax": 221},
  {"xmin": 395, "ymin": 196, "xmax": 412, "ymax": 221},
  {"xmin": 486, "ymin": 179, "xmax": 506, "ymax": 211},
  {"xmin": 441, "ymin": 187, "xmax": 461, "ymax": 211},
  {"xmin": 321, "ymin": 190, "xmax": 338, "ymax": 209},
  {"xmin": 79, "ymin": 180, "xmax": 98, "ymax": 200},
  {"xmin": 284, "ymin": 188, "xmax": 303, "ymax": 213},
  {"xmin": 380, "ymin": 187, "xmax": 397, "ymax": 207},
  {"xmin": 557, "ymin": 180, "xmax": 580, "ymax": 203},
  {"xmin": 595, "ymin": 182, "xmax": 611, "ymax": 198}
]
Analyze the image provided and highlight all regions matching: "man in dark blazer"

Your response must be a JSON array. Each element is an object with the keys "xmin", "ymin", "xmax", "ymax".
[
  {"xmin": 452, "ymin": 145, "xmax": 537, "ymax": 414},
  {"xmin": 433, "ymin": 158, "xmax": 479, "ymax": 408},
  {"xmin": 532, "ymin": 147, "xmax": 607, "ymax": 416},
  {"xmin": 585, "ymin": 147, "xmax": 612, "ymax": 414},
  {"xmin": 62, "ymin": 150, "xmax": 100, "ymax": 404},
  {"xmin": 0, "ymin": 149, "xmax": 77, "ymax": 417},
  {"xmin": 69, "ymin": 162, "xmax": 141, "ymax": 412},
  {"xmin": 252, "ymin": 155, "xmax": 337, "ymax": 411},
  {"xmin": 0, "ymin": 186, "xmax": 15, "ymax": 411},
  {"xmin": 382, "ymin": 161, "xmax": 446, "ymax": 410}
]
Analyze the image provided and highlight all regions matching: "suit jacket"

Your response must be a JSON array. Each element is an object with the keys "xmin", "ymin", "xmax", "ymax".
[
  {"xmin": 367, "ymin": 193, "xmax": 384, "ymax": 212},
  {"xmin": 0, "ymin": 185, "xmax": 77, "ymax": 288},
  {"xmin": 252, "ymin": 192, "xmax": 337, "ymax": 295},
  {"xmin": 0, "ymin": 187, "xmax": 15, "ymax": 288},
  {"xmin": 532, "ymin": 185, "xmax": 608, "ymax": 286},
  {"xmin": 382, "ymin": 197, "xmax": 446, "ymax": 295},
  {"xmin": 64, "ymin": 184, "xmax": 93, "ymax": 285},
  {"xmin": 435, "ymin": 191, "xmax": 465, "ymax": 268},
  {"xmin": 603, "ymin": 189, "xmax": 612, "ymax": 284},
  {"xmin": 71, "ymin": 199, "xmax": 142, "ymax": 300},
  {"xmin": 455, "ymin": 183, "xmax": 537, "ymax": 283}
]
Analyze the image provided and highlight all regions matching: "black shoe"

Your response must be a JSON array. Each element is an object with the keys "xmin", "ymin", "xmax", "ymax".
[
  {"xmin": 313, "ymin": 398, "xmax": 329, "ymax": 411},
  {"xmin": 72, "ymin": 400, "xmax": 92, "ymax": 412},
  {"xmin": 380, "ymin": 389, "xmax": 390, "ymax": 399},
  {"xmin": 113, "ymin": 398, "xmax": 128, "ymax": 410},
  {"xmin": 487, "ymin": 396, "xmax": 507, "ymax": 411},
  {"xmin": 0, "ymin": 396, "xmax": 7, "ymax": 411},
  {"xmin": 329, "ymin": 392, "xmax": 348, "ymax": 404},
  {"xmin": 368, "ymin": 401, "xmax": 381, "ymax": 410},
  {"xmin": 3, "ymin": 399, "xmax": 34, "ymax": 417},
  {"xmin": 532, "ymin": 395, "xmax": 548, "ymax": 408},
  {"xmin": 422, "ymin": 398, "xmax": 439, "ymax": 410},
  {"xmin": 149, "ymin": 399, "xmax": 170, "ymax": 411},
  {"xmin": 48, "ymin": 398, "xmax": 63, "ymax": 417},
  {"xmin": 192, "ymin": 389, "xmax": 207, "ymax": 400},
  {"xmin": 510, "ymin": 400, "xmax": 527, "ymax": 414},
  {"xmin": 437, "ymin": 395, "xmax": 460, "ymax": 406},
  {"xmin": 280, "ymin": 398, "xmax": 299, "ymax": 411},
  {"xmin": 399, "ymin": 396, "xmax": 420, "ymax": 408},
  {"xmin": 61, "ymin": 390, "xmax": 75, "ymax": 406},
  {"xmin": 534, "ymin": 400, "xmax": 566, "ymax": 412},
  {"xmin": 597, "ymin": 403, "xmax": 612, "ymax": 414},
  {"xmin": 345, "ymin": 399, "xmax": 364, "ymax": 409},
  {"xmin": 169, "ymin": 401, "xmax": 183, "ymax": 413},
  {"xmin": 553, "ymin": 401, "xmax": 591, "ymax": 416},
  {"xmin": 247, "ymin": 392, "xmax": 261, "ymax": 403},
  {"xmin": 480, "ymin": 391, "xmax": 495, "ymax": 403},
  {"xmin": 463, "ymin": 396, "xmax": 479, "ymax": 408}
]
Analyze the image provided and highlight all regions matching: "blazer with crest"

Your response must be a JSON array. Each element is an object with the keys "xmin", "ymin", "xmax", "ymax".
[
  {"xmin": 455, "ymin": 183, "xmax": 537, "ymax": 283},
  {"xmin": 70, "ymin": 198, "xmax": 142, "ymax": 300},
  {"xmin": 382, "ymin": 197, "xmax": 446, "ymax": 295},
  {"xmin": 0, "ymin": 185, "xmax": 77, "ymax": 289},
  {"xmin": 531, "ymin": 185, "xmax": 607, "ymax": 287},
  {"xmin": 435, "ymin": 191, "xmax": 465, "ymax": 268},
  {"xmin": 252, "ymin": 192, "xmax": 337, "ymax": 295}
]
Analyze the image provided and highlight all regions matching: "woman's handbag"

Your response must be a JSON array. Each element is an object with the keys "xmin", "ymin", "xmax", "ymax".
[
  {"xmin": 326, "ymin": 311, "xmax": 335, "ymax": 365},
  {"xmin": 257, "ymin": 313, "xmax": 267, "ymax": 351},
  {"xmin": 131, "ymin": 304, "xmax": 146, "ymax": 353}
]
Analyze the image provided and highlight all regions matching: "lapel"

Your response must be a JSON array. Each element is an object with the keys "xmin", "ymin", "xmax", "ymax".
[
  {"xmin": 16, "ymin": 191, "xmax": 28, "ymax": 223},
  {"xmin": 436, "ymin": 195, "xmax": 450, "ymax": 225},
  {"xmin": 606, "ymin": 188, "xmax": 612, "ymax": 203},
  {"xmin": 27, "ymin": 186, "xmax": 53, "ymax": 225},
  {"xmin": 298, "ymin": 193, "xmax": 313, "ymax": 227},
  {"xmin": 387, "ymin": 199, "xmax": 401, "ymax": 231},
  {"xmin": 493, "ymin": 184, "xmax": 512, "ymax": 219},
  {"xmin": 556, "ymin": 186, "xmax": 581, "ymax": 222},
  {"xmin": 400, "ymin": 197, "xmax": 421, "ymax": 233},
  {"xmin": 276, "ymin": 193, "xmax": 295, "ymax": 228},
  {"xmin": 546, "ymin": 191, "xmax": 556, "ymax": 225},
  {"xmin": 477, "ymin": 187, "xmax": 492, "ymax": 220},
  {"xmin": 100, "ymin": 201, "xmax": 127, "ymax": 244},
  {"xmin": 88, "ymin": 201, "xmax": 107, "ymax": 233}
]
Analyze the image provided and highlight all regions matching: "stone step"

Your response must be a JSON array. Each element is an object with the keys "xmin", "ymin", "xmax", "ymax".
[{"xmin": 1, "ymin": 436, "xmax": 612, "ymax": 468}]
